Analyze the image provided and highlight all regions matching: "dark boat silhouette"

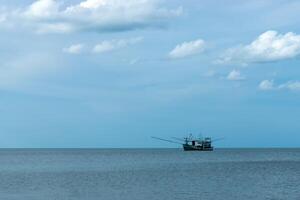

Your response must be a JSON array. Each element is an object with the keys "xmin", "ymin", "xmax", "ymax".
[{"xmin": 152, "ymin": 134, "xmax": 222, "ymax": 151}]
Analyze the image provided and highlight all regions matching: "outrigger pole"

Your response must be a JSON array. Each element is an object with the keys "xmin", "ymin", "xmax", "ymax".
[{"xmin": 151, "ymin": 136, "xmax": 183, "ymax": 145}]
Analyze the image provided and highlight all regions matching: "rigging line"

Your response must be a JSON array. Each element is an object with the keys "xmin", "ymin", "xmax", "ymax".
[{"xmin": 151, "ymin": 136, "xmax": 183, "ymax": 145}]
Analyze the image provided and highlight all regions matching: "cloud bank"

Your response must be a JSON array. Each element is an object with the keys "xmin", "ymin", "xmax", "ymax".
[
  {"xmin": 219, "ymin": 30, "xmax": 300, "ymax": 64},
  {"xmin": 1, "ymin": 0, "xmax": 182, "ymax": 33}
]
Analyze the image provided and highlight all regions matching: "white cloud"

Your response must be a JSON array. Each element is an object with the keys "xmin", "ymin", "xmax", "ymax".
[
  {"xmin": 259, "ymin": 80, "xmax": 300, "ymax": 91},
  {"xmin": 259, "ymin": 80, "xmax": 275, "ymax": 90},
  {"xmin": 3, "ymin": 0, "xmax": 182, "ymax": 33},
  {"xmin": 278, "ymin": 81, "xmax": 300, "ymax": 91},
  {"xmin": 169, "ymin": 39, "xmax": 205, "ymax": 59},
  {"xmin": 219, "ymin": 30, "xmax": 300, "ymax": 64},
  {"xmin": 25, "ymin": 0, "xmax": 60, "ymax": 18},
  {"xmin": 227, "ymin": 70, "xmax": 245, "ymax": 81},
  {"xmin": 78, "ymin": 0, "xmax": 107, "ymax": 9},
  {"xmin": 63, "ymin": 44, "xmax": 84, "ymax": 54},
  {"xmin": 37, "ymin": 23, "xmax": 74, "ymax": 34},
  {"xmin": 93, "ymin": 37, "xmax": 143, "ymax": 53}
]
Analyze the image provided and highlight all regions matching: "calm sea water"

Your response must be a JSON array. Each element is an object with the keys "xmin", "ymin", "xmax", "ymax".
[{"xmin": 0, "ymin": 148, "xmax": 299, "ymax": 200}]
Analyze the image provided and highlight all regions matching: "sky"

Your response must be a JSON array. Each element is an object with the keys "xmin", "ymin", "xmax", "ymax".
[{"xmin": 0, "ymin": 0, "xmax": 300, "ymax": 148}]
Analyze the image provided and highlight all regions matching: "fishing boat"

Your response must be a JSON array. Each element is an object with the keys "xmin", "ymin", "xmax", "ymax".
[{"xmin": 152, "ymin": 134, "xmax": 222, "ymax": 151}]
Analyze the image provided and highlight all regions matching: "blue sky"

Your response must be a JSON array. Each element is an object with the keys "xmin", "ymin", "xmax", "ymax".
[{"xmin": 1, "ymin": 0, "xmax": 300, "ymax": 148}]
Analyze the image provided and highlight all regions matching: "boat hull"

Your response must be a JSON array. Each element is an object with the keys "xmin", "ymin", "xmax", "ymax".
[{"xmin": 183, "ymin": 144, "xmax": 213, "ymax": 151}]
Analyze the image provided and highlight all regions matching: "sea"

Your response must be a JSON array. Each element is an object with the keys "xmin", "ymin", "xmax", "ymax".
[{"xmin": 0, "ymin": 148, "xmax": 299, "ymax": 200}]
